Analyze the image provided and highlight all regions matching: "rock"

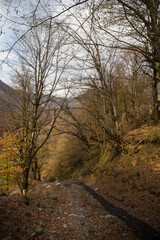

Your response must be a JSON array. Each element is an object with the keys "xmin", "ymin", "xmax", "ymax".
[
  {"xmin": 16, "ymin": 227, "xmax": 20, "ymax": 232},
  {"xmin": 48, "ymin": 209, "xmax": 54, "ymax": 213},
  {"xmin": 121, "ymin": 215, "xmax": 127, "ymax": 220},
  {"xmin": 31, "ymin": 233, "xmax": 36, "ymax": 238},
  {"xmin": 22, "ymin": 227, "xmax": 27, "ymax": 233},
  {"xmin": 131, "ymin": 203, "xmax": 135, "ymax": 208},
  {"xmin": 49, "ymin": 230, "xmax": 57, "ymax": 234},
  {"xmin": 97, "ymin": 233, "xmax": 106, "ymax": 240},
  {"xmin": 48, "ymin": 210, "xmax": 54, "ymax": 215},
  {"xmin": 32, "ymin": 227, "xmax": 44, "ymax": 238},
  {"xmin": 115, "ymin": 195, "xmax": 124, "ymax": 201},
  {"xmin": 47, "ymin": 195, "xmax": 58, "ymax": 200},
  {"xmin": 39, "ymin": 221, "xmax": 43, "ymax": 225},
  {"xmin": 41, "ymin": 204, "xmax": 46, "ymax": 208},
  {"xmin": 23, "ymin": 195, "xmax": 30, "ymax": 205},
  {"xmin": 122, "ymin": 233, "xmax": 128, "ymax": 236},
  {"xmin": 48, "ymin": 236, "xmax": 54, "ymax": 240},
  {"xmin": 25, "ymin": 212, "xmax": 31, "ymax": 217},
  {"xmin": 6, "ymin": 222, "xmax": 12, "ymax": 227},
  {"xmin": 59, "ymin": 207, "xmax": 63, "ymax": 213},
  {"xmin": 99, "ymin": 215, "xmax": 116, "ymax": 219},
  {"xmin": 63, "ymin": 224, "xmax": 67, "ymax": 229},
  {"xmin": 36, "ymin": 227, "xmax": 44, "ymax": 234},
  {"xmin": 46, "ymin": 204, "xmax": 52, "ymax": 208},
  {"xmin": 47, "ymin": 185, "xmax": 51, "ymax": 188},
  {"xmin": 2, "ymin": 197, "xmax": 9, "ymax": 203},
  {"xmin": 2, "ymin": 237, "xmax": 12, "ymax": 240},
  {"xmin": 56, "ymin": 182, "xmax": 61, "ymax": 186},
  {"xmin": 68, "ymin": 213, "xmax": 85, "ymax": 218},
  {"xmin": 68, "ymin": 213, "xmax": 79, "ymax": 217},
  {"xmin": 91, "ymin": 181, "xmax": 97, "ymax": 186},
  {"xmin": 95, "ymin": 188, "xmax": 99, "ymax": 191}
]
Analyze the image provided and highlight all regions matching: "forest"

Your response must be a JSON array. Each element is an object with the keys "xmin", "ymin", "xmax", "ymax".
[{"xmin": 0, "ymin": 0, "xmax": 160, "ymax": 195}]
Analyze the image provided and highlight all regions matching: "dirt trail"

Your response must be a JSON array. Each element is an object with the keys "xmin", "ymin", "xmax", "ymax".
[
  {"xmin": 0, "ymin": 180, "xmax": 160, "ymax": 240},
  {"xmin": 63, "ymin": 182, "xmax": 160, "ymax": 240}
]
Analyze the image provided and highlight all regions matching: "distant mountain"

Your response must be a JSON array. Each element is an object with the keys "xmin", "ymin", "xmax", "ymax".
[
  {"xmin": 0, "ymin": 80, "xmax": 17, "ymax": 104},
  {"xmin": 0, "ymin": 80, "xmax": 17, "ymax": 135},
  {"xmin": 0, "ymin": 80, "xmax": 12, "ymax": 92},
  {"xmin": 0, "ymin": 80, "xmax": 85, "ymax": 136},
  {"xmin": 0, "ymin": 80, "xmax": 17, "ymax": 106},
  {"xmin": 0, "ymin": 80, "xmax": 67, "ymax": 135}
]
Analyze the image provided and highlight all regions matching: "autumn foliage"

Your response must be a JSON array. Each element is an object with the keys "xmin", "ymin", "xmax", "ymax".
[{"xmin": 0, "ymin": 132, "xmax": 22, "ymax": 191}]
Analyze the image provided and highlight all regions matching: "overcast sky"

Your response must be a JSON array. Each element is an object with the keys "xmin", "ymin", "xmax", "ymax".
[
  {"xmin": 0, "ymin": 0, "xmax": 107, "ymax": 91},
  {"xmin": 0, "ymin": 0, "xmax": 74, "ymax": 85}
]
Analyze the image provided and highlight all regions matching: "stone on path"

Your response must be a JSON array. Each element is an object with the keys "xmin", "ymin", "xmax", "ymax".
[
  {"xmin": 115, "ymin": 195, "xmax": 124, "ymax": 201},
  {"xmin": 99, "ymin": 215, "xmax": 116, "ymax": 219},
  {"xmin": 2, "ymin": 237, "xmax": 12, "ymax": 240},
  {"xmin": 56, "ymin": 182, "xmax": 61, "ymax": 186},
  {"xmin": 47, "ymin": 195, "xmax": 58, "ymax": 200},
  {"xmin": 63, "ymin": 224, "xmax": 67, "ymax": 229},
  {"xmin": 48, "ymin": 236, "xmax": 55, "ymax": 240},
  {"xmin": 31, "ymin": 227, "xmax": 44, "ymax": 238}
]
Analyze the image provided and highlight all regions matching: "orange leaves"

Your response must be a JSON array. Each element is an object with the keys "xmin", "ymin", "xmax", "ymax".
[{"xmin": 0, "ymin": 131, "xmax": 22, "ymax": 190}]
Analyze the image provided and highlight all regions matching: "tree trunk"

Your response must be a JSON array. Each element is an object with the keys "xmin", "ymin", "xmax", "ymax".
[
  {"xmin": 152, "ymin": 67, "xmax": 160, "ymax": 122},
  {"xmin": 37, "ymin": 166, "xmax": 41, "ymax": 181},
  {"xmin": 21, "ymin": 166, "xmax": 30, "ymax": 195},
  {"xmin": 32, "ymin": 158, "xmax": 38, "ymax": 181}
]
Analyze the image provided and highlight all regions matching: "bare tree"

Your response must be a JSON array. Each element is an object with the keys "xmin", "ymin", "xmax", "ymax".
[
  {"xmin": 60, "ymin": 11, "xmax": 125, "ymax": 143},
  {"xmin": 94, "ymin": 0, "xmax": 160, "ymax": 121},
  {"xmin": 55, "ymin": 5, "xmax": 153, "ymax": 153},
  {"xmin": 0, "ymin": 0, "xmax": 89, "ymax": 65},
  {"xmin": 10, "ymin": 19, "xmax": 69, "ymax": 194}
]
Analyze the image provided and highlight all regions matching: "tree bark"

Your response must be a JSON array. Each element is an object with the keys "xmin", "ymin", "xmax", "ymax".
[
  {"xmin": 152, "ymin": 65, "xmax": 160, "ymax": 122},
  {"xmin": 37, "ymin": 166, "xmax": 41, "ymax": 181},
  {"xmin": 32, "ymin": 158, "xmax": 38, "ymax": 181},
  {"xmin": 21, "ymin": 166, "xmax": 30, "ymax": 195}
]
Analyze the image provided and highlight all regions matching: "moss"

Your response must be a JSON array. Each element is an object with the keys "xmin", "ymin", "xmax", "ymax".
[{"xmin": 98, "ymin": 143, "xmax": 121, "ymax": 169}]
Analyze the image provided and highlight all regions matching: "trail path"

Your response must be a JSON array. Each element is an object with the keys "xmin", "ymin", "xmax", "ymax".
[{"xmin": 0, "ymin": 180, "xmax": 160, "ymax": 240}]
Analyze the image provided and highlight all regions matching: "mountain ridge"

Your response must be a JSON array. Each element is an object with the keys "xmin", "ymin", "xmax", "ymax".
[{"xmin": 0, "ymin": 80, "xmax": 17, "ymax": 135}]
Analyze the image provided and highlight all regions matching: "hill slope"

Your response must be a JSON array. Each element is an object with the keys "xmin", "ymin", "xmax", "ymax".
[
  {"xmin": 0, "ymin": 80, "xmax": 17, "ymax": 135},
  {"xmin": 0, "ymin": 124, "xmax": 160, "ymax": 239}
]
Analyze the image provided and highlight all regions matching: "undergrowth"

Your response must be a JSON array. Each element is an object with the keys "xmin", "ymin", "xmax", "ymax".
[{"xmin": 46, "ymin": 124, "xmax": 160, "ymax": 181}]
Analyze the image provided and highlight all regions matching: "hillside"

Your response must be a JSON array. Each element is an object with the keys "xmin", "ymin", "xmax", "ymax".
[
  {"xmin": 0, "ymin": 80, "xmax": 17, "ymax": 135},
  {"xmin": 0, "ymin": 80, "xmax": 66, "ymax": 135},
  {"xmin": 0, "ymin": 83, "xmax": 160, "ymax": 239},
  {"xmin": 0, "ymin": 80, "xmax": 17, "ymax": 106},
  {"xmin": 0, "ymin": 128, "xmax": 160, "ymax": 240},
  {"xmin": 0, "ymin": 124, "xmax": 160, "ymax": 240},
  {"xmin": 50, "ymin": 124, "xmax": 160, "ymax": 181}
]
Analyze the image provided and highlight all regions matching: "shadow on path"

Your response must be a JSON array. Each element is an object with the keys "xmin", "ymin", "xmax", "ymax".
[{"xmin": 64, "ymin": 182, "xmax": 160, "ymax": 240}]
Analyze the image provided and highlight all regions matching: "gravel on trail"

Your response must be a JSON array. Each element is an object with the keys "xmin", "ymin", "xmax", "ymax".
[{"xmin": 0, "ymin": 176, "xmax": 160, "ymax": 240}]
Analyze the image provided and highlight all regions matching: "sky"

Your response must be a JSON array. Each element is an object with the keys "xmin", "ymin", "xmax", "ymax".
[
  {"xmin": 0, "ymin": 0, "xmax": 74, "ymax": 86},
  {"xmin": 0, "ymin": 0, "xmax": 93, "ymax": 93},
  {"xmin": 0, "ymin": 0, "xmax": 39, "ymax": 85},
  {"xmin": 0, "ymin": 0, "xmax": 117, "ymax": 94}
]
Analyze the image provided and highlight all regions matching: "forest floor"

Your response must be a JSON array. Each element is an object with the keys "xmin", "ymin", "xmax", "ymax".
[{"xmin": 0, "ymin": 167, "xmax": 160, "ymax": 240}]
